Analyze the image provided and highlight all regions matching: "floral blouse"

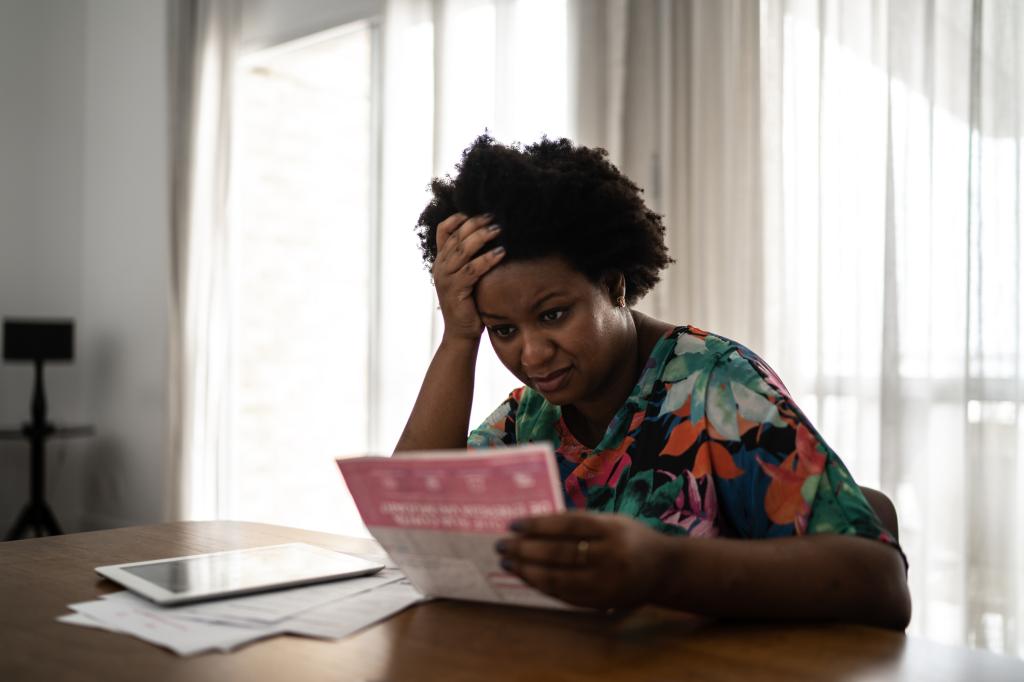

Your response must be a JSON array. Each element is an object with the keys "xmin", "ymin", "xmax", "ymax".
[{"xmin": 469, "ymin": 325, "xmax": 901, "ymax": 550}]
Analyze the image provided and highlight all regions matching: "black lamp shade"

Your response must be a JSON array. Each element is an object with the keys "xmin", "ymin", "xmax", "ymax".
[{"xmin": 3, "ymin": 319, "xmax": 74, "ymax": 362}]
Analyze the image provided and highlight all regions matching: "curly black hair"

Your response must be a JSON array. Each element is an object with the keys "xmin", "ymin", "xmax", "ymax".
[{"xmin": 415, "ymin": 134, "xmax": 673, "ymax": 304}]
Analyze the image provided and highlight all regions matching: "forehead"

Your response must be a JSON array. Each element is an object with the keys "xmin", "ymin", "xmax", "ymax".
[{"xmin": 475, "ymin": 256, "xmax": 596, "ymax": 314}]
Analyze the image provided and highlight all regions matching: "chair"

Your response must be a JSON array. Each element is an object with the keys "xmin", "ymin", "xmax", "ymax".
[{"xmin": 859, "ymin": 486, "xmax": 899, "ymax": 543}]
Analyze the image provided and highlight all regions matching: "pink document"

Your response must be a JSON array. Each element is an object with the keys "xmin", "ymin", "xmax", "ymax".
[{"xmin": 337, "ymin": 444, "xmax": 570, "ymax": 609}]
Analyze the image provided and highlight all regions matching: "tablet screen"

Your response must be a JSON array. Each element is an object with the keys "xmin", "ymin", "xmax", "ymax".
[
  {"xmin": 98, "ymin": 543, "xmax": 384, "ymax": 604},
  {"xmin": 121, "ymin": 545, "xmax": 346, "ymax": 594}
]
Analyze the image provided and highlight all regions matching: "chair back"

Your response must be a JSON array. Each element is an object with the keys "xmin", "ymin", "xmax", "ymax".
[{"xmin": 859, "ymin": 486, "xmax": 899, "ymax": 543}]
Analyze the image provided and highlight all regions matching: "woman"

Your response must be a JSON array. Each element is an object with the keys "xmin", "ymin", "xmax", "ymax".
[{"xmin": 396, "ymin": 135, "xmax": 911, "ymax": 629}]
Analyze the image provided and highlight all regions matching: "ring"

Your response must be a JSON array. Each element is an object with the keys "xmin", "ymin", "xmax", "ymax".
[{"xmin": 575, "ymin": 539, "xmax": 590, "ymax": 567}]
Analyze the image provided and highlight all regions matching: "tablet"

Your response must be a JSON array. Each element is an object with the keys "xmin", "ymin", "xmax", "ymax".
[{"xmin": 95, "ymin": 543, "xmax": 385, "ymax": 606}]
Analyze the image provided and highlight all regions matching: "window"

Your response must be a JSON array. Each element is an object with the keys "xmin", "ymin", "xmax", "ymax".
[
  {"xmin": 227, "ymin": 22, "xmax": 377, "ymax": 537},
  {"xmin": 222, "ymin": 0, "xmax": 572, "ymax": 539}
]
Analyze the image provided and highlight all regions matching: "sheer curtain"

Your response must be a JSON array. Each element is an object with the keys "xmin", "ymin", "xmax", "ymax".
[
  {"xmin": 375, "ymin": 0, "xmax": 574, "ymax": 451},
  {"xmin": 572, "ymin": 0, "xmax": 764, "ymax": 347},
  {"xmin": 167, "ymin": 0, "xmax": 241, "ymax": 521},
  {"xmin": 168, "ymin": 0, "xmax": 569, "ymax": 519},
  {"xmin": 760, "ymin": 0, "xmax": 1024, "ymax": 655},
  {"xmin": 576, "ymin": 0, "xmax": 1023, "ymax": 656}
]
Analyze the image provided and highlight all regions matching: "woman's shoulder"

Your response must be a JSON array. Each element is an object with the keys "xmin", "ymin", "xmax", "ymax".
[
  {"xmin": 636, "ymin": 315, "xmax": 744, "ymax": 360},
  {"xmin": 644, "ymin": 323, "xmax": 739, "ymax": 378},
  {"xmin": 653, "ymin": 324, "xmax": 792, "ymax": 397},
  {"xmin": 637, "ymin": 324, "xmax": 800, "ymax": 435}
]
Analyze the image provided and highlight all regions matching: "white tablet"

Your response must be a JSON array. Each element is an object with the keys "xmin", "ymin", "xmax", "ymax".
[{"xmin": 95, "ymin": 543, "xmax": 385, "ymax": 606}]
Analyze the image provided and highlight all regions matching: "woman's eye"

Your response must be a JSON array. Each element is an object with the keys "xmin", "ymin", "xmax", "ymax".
[
  {"xmin": 490, "ymin": 325, "xmax": 515, "ymax": 339},
  {"xmin": 540, "ymin": 308, "xmax": 567, "ymax": 323}
]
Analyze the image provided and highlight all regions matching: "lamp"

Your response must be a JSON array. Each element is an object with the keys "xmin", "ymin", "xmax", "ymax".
[
  {"xmin": 3, "ymin": 318, "xmax": 75, "ymax": 539},
  {"xmin": 4, "ymin": 319, "xmax": 73, "ymax": 426}
]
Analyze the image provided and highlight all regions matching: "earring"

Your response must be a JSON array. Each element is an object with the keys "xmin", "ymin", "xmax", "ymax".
[{"xmin": 616, "ymin": 295, "xmax": 626, "ymax": 308}]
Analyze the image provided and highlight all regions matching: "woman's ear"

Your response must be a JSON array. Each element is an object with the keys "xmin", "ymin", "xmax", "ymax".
[{"xmin": 603, "ymin": 272, "xmax": 627, "ymax": 308}]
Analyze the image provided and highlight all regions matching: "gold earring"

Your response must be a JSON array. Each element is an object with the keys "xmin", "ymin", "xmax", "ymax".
[{"xmin": 616, "ymin": 295, "xmax": 626, "ymax": 308}]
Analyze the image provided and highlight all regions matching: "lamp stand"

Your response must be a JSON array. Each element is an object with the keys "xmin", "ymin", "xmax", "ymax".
[{"xmin": 6, "ymin": 359, "xmax": 62, "ymax": 540}]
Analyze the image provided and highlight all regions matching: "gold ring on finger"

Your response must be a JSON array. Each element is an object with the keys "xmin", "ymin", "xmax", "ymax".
[{"xmin": 575, "ymin": 539, "xmax": 590, "ymax": 567}]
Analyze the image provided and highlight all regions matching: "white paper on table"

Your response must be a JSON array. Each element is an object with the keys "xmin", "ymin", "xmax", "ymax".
[
  {"xmin": 67, "ymin": 593, "xmax": 281, "ymax": 656},
  {"xmin": 99, "ymin": 567, "xmax": 406, "ymax": 627},
  {"xmin": 60, "ymin": 571, "xmax": 426, "ymax": 655},
  {"xmin": 282, "ymin": 579, "xmax": 424, "ymax": 639},
  {"xmin": 58, "ymin": 611, "xmax": 123, "ymax": 632}
]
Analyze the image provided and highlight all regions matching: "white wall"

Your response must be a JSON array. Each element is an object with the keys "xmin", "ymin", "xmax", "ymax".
[
  {"xmin": 77, "ymin": 0, "xmax": 170, "ymax": 529},
  {"xmin": 0, "ymin": 0, "xmax": 169, "ymax": 533},
  {"xmin": 0, "ymin": 0, "xmax": 384, "ymax": 536}
]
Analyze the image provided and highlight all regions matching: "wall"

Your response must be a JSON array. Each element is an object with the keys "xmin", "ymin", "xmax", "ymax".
[
  {"xmin": 0, "ymin": 0, "xmax": 89, "ymax": 533},
  {"xmin": 77, "ymin": 0, "xmax": 170, "ymax": 529},
  {"xmin": 0, "ymin": 0, "xmax": 382, "ymax": 535},
  {"xmin": 0, "ymin": 0, "xmax": 169, "ymax": 533}
]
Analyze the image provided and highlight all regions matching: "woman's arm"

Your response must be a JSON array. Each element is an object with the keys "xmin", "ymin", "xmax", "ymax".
[
  {"xmin": 655, "ymin": 531, "xmax": 910, "ymax": 629},
  {"xmin": 497, "ymin": 512, "xmax": 911, "ymax": 630},
  {"xmin": 394, "ymin": 212, "xmax": 505, "ymax": 453},
  {"xmin": 394, "ymin": 334, "xmax": 481, "ymax": 451}
]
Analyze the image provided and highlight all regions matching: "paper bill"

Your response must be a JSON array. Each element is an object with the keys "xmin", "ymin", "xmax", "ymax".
[{"xmin": 337, "ymin": 444, "xmax": 571, "ymax": 609}]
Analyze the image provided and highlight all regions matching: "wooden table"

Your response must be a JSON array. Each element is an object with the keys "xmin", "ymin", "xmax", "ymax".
[{"xmin": 2, "ymin": 521, "xmax": 1022, "ymax": 681}]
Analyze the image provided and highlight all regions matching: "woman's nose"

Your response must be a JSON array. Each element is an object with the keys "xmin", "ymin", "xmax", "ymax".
[{"xmin": 520, "ymin": 331, "xmax": 555, "ymax": 369}]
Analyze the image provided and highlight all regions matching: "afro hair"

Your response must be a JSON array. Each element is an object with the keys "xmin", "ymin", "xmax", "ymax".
[{"xmin": 415, "ymin": 134, "xmax": 673, "ymax": 304}]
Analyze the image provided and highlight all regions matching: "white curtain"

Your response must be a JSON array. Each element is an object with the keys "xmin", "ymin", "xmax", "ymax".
[
  {"xmin": 375, "ymin": 0, "xmax": 574, "ymax": 451},
  {"xmin": 762, "ymin": 0, "xmax": 1023, "ymax": 655},
  {"xmin": 166, "ymin": 0, "xmax": 571, "ymax": 517},
  {"xmin": 577, "ymin": 0, "xmax": 1023, "ymax": 657},
  {"xmin": 167, "ymin": 0, "xmax": 241, "ymax": 521},
  {"xmin": 573, "ymin": 0, "xmax": 765, "ymax": 349}
]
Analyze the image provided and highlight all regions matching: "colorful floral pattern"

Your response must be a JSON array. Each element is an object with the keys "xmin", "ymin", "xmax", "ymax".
[{"xmin": 468, "ymin": 326, "xmax": 901, "ymax": 551}]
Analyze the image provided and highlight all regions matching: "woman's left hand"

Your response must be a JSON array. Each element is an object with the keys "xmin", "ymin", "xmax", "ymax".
[{"xmin": 496, "ymin": 511, "xmax": 675, "ymax": 610}]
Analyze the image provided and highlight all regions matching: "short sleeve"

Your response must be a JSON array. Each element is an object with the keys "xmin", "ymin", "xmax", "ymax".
[
  {"xmin": 467, "ymin": 393, "xmax": 519, "ymax": 448},
  {"xmin": 704, "ymin": 348, "xmax": 901, "ymax": 553}
]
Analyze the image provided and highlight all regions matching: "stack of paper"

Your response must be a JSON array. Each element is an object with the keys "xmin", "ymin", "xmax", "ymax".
[{"xmin": 58, "ymin": 568, "xmax": 423, "ymax": 656}]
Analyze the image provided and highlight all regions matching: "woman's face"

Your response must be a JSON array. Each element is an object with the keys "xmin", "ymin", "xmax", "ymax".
[{"xmin": 474, "ymin": 255, "xmax": 631, "ymax": 406}]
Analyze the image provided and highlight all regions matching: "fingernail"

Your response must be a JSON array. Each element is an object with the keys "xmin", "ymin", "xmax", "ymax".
[
  {"xmin": 493, "ymin": 246, "xmax": 506, "ymax": 256},
  {"xmin": 482, "ymin": 212, "xmax": 495, "ymax": 220},
  {"xmin": 500, "ymin": 558, "xmax": 514, "ymax": 572},
  {"xmin": 494, "ymin": 539, "xmax": 509, "ymax": 553},
  {"xmin": 488, "ymin": 223, "xmax": 501, "ymax": 232},
  {"xmin": 508, "ymin": 519, "xmax": 524, "ymax": 532}
]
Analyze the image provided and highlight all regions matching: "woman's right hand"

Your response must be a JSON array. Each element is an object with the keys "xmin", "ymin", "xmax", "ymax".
[{"xmin": 432, "ymin": 212, "xmax": 506, "ymax": 341}]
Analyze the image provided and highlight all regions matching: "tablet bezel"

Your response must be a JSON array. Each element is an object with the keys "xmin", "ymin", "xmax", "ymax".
[{"xmin": 95, "ymin": 542, "xmax": 384, "ymax": 606}]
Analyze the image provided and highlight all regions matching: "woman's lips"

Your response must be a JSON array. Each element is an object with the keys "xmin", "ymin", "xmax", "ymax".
[{"xmin": 530, "ymin": 367, "xmax": 572, "ymax": 393}]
